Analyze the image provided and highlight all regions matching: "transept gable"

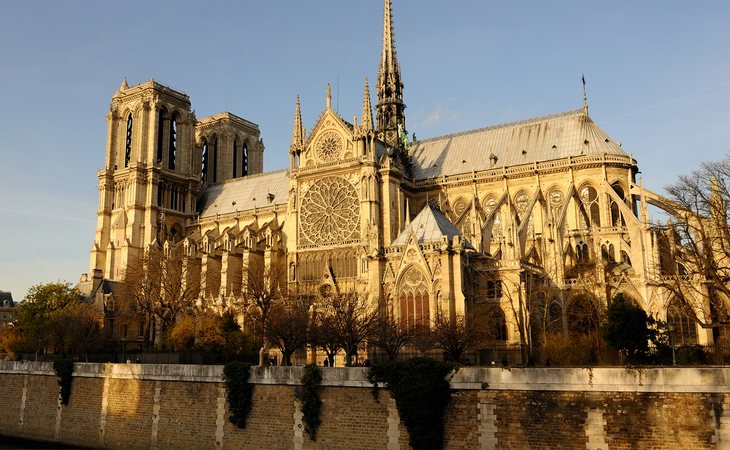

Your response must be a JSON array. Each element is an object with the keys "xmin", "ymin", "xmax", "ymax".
[
  {"xmin": 394, "ymin": 233, "xmax": 433, "ymax": 282},
  {"xmin": 301, "ymin": 108, "xmax": 356, "ymax": 168}
]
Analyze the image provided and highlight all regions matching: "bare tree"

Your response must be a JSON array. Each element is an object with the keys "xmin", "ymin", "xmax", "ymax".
[
  {"xmin": 266, "ymin": 296, "xmax": 310, "ymax": 366},
  {"xmin": 119, "ymin": 245, "xmax": 200, "ymax": 347},
  {"xmin": 498, "ymin": 273, "xmax": 547, "ymax": 364},
  {"xmin": 318, "ymin": 292, "xmax": 377, "ymax": 366},
  {"xmin": 368, "ymin": 296, "xmax": 415, "ymax": 361},
  {"xmin": 310, "ymin": 308, "xmax": 343, "ymax": 367},
  {"xmin": 431, "ymin": 307, "xmax": 485, "ymax": 362},
  {"xmin": 240, "ymin": 260, "xmax": 287, "ymax": 362},
  {"xmin": 659, "ymin": 157, "xmax": 730, "ymax": 339}
]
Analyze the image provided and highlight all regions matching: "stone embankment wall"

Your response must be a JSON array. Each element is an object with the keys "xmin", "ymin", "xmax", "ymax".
[{"xmin": 0, "ymin": 362, "xmax": 728, "ymax": 449}]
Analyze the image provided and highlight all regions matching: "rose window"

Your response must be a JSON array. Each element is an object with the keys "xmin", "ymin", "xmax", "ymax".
[
  {"xmin": 300, "ymin": 177, "xmax": 360, "ymax": 244},
  {"xmin": 315, "ymin": 131, "xmax": 343, "ymax": 163}
]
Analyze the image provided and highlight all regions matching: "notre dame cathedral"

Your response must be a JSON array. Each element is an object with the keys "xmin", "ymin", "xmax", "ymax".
[{"xmin": 83, "ymin": 0, "xmax": 707, "ymax": 354}]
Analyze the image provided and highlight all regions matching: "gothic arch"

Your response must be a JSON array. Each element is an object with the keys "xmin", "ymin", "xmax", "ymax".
[
  {"xmin": 609, "ymin": 181, "xmax": 627, "ymax": 226},
  {"xmin": 485, "ymin": 305, "xmax": 508, "ymax": 341},
  {"xmin": 577, "ymin": 183, "xmax": 601, "ymax": 228},
  {"xmin": 397, "ymin": 265, "xmax": 431, "ymax": 329},
  {"xmin": 565, "ymin": 293, "xmax": 601, "ymax": 336},
  {"xmin": 666, "ymin": 297, "xmax": 699, "ymax": 345}
]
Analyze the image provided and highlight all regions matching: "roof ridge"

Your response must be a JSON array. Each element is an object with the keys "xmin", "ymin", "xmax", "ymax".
[
  {"xmin": 208, "ymin": 169, "xmax": 289, "ymax": 187},
  {"xmin": 416, "ymin": 108, "xmax": 585, "ymax": 144}
]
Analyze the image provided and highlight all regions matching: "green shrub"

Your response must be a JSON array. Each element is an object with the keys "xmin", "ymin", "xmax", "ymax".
[
  {"xmin": 299, "ymin": 364, "xmax": 322, "ymax": 441},
  {"xmin": 368, "ymin": 357, "xmax": 456, "ymax": 450},
  {"xmin": 223, "ymin": 361, "xmax": 253, "ymax": 428},
  {"xmin": 53, "ymin": 358, "xmax": 74, "ymax": 405}
]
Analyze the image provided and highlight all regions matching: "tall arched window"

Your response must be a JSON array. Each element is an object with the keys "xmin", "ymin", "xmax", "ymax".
[
  {"xmin": 233, "ymin": 139, "xmax": 238, "ymax": 178},
  {"xmin": 579, "ymin": 185, "xmax": 600, "ymax": 228},
  {"xmin": 610, "ymin": 183, "xmax": 625, "ymax": 226},
  {"xmin": 667, "ymin": 299, "xmax": 698, "ymax": 345},
  {"xmin": 125, "ymin": 114, "xmax": 133, "ymax": 167},
  {"xmin": 486, "ymin": 306, "xmax": 508, "ymax": 341},
  {"xmin": 399, "ymin": 266, "xmax": 430, "ymax": 329},
  {"xmin": 212, "ymin": 138, "xmax": 218, "ymax": 183},
  {"xmin": 201, "ymin": 140, "xmax": 209, "ymax": 183},
  {"xmin": 156, "ymin": 109, "xmax": 166, "ymax": 163},
  {"xmin": 168, "ymin": 115, "xmax": 177, "ymax": 170},
  {"xmin": 483, "ymin": 197, "xmax": 503, "ymax": 238},
  {"xmin": 566, "ymin": 295, "xmax": 599, "ymax": 336},
  {"xmin": 576, "ymin": 241, "xmax": 589, "ymax": 261},
  {"xmin": 242, "ymin": 143, "xmax": 249, "ymax": 176}
]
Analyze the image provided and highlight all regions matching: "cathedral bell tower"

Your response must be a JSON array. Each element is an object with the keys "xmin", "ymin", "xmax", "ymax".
[
  {"xmin": 90, "ymin": 79, "xmax": 199, "ymax": 281},
  {"xmin": 376, "ymin": 0, "xmax": 407, "ymax": 151}
]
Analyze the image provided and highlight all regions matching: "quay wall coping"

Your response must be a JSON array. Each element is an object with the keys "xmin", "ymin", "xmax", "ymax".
[{"xmin": 1, "ymin": 361, "xmax": 728, "ymax": 392}]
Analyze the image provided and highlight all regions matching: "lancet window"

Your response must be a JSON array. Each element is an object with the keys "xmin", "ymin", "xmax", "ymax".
[
  {"xmin": 212, "ymin": 138, "xmax": 218, "ymax": 183},
  {"xmin": 124, "ymin": 114, "xmax": 133, "ymax": 168},
  {"xmin": 486, "ymin": 306, "xmax": 508, "ymax": 341},
  {"xmin": 566, "ymin": 295, "xmax": 599, "ymax": 336},
  {"xmin": 168, "ymin": 115, "xmax": 177, "ymax": 170},
  {"xmin": 667, "ymin": 299, "xmax": 698, "ymax": 345},
  {"xmin": 514, "ymin": 191, "xmax": 534, "ymax": 235},
  {"xmin": 201, "ymin": 140, "xmax": 208, "ymax": 183},
  {"xmin": 483, "ymin": 197, "xmax": 503, "ymax": 238},
  {"xmin": 233, "ymin": 139, "xmax": 238, "ymax": 178},
  {"xmin": 156, "ymin": 109, "xmax": 166, "ymax": 163},
  {"xmin": 398, "ymin": 266, "xmax": 430, "ymax": 329},
  {"xmin": 242, "ymin": 143, "xmax": 249, "ymax": 176},
  {"xmin": 610, "ymin": 183, "xmax": 625, "ymax": 227},
  {"xmin": 579, "ymin": 185, "xmax": 600, "ymax": 229}
]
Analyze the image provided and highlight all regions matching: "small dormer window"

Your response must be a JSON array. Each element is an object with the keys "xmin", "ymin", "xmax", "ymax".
[{"xmin": 489, "ymin": 153, "xmax": 498, "ymax": 165}]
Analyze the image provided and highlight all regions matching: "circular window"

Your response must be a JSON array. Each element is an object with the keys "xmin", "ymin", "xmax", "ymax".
[
  {"xmin": 315, "ymin": 131, "xmax": 343, "ymax": 163},
  {"xmin": 300, "ymin": 177, "xmax": 360, "ymax": 244}
]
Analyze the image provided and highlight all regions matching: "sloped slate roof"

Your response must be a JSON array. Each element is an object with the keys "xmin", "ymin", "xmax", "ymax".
[
  {"xmin": 0, "ymin": 291, "xmax": 13, "ymax": 307},
  {"xmin": 410, "ymin": 110, "xmax": 626, "ymax": 180},
  {"xmin": 391, "ymin": 204, "xmax": 464, "ymax": 246},
  {"xmin": 198, "ymin": 170, "xmax": 289, "ymax": 218}
]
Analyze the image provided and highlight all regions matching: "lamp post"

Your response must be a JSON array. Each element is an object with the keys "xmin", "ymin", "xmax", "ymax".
[{"xmin": 667, "ymin": 323, "xmax": 676, "ymax": 366}]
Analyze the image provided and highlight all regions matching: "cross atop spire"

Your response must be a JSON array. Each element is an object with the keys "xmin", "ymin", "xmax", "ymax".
[
  {"xmin": 376, "ymin": 0, "xmax": 406, "ymax": 150},
  {"xmin": 582, "ymin": 73, "xmax": 589, "ymax": 116}
]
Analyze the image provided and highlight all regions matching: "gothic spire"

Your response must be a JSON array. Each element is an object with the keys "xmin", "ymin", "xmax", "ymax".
[
  {"xmin": 380, "ymin": 0, "xmax": 399, "ymax": 78},
  {"xmin": 376, "ymin": 0, "xmax": 406, "ymax": 149},
  {"xmin": 290, "ymin": 96, "xmax": 304, "ymax": 154},
  {"xmin": 362, "ymin": 77, "xmax": 374, "ymax": 131}
]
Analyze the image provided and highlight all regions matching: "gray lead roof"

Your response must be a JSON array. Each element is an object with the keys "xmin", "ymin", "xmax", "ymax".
[
  {"xmin": 198, "ymin": 170, "xmax": 289, "ymax": 218},
  {"xmin": 410, "ymin": 109, "xmax": 627, "ymax": 180},
  {"xmin": 391, "ymin": 204, "xmax": 467, "ymax": 247}
]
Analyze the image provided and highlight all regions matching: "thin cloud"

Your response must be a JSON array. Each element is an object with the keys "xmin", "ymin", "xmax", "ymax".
[{"xmin": 416, "ymin": 104, "xmax": 464, "ymax": 129}]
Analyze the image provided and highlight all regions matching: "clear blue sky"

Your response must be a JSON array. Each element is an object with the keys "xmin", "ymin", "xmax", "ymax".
[{"xmin": 1, "ymin": 1, "xmax": 729, "ymax": 301}]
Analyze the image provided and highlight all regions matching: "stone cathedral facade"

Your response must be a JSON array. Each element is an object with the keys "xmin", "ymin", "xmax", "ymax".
[{"xmin": 86, "ymin": 0, "xmax": 709, "ymax": 352}]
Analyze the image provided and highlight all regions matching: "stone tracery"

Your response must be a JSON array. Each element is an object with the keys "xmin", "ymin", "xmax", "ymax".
[{"xmin": 300, "ymin": 176, "xmax": 360, "ymax": 245}]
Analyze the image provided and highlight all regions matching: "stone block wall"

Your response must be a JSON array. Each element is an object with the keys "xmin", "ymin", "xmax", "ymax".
[{"xmin": 0, "ymin": 362, "xmax": 728, "ymax": 449}]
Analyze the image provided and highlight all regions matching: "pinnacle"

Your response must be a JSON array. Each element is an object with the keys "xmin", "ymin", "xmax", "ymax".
[
  {"xmin": 290, "ymin": 95, "xmax": 304, "ymax": 153},
  {"xmin": 362, "ymin": 77, "xmax": 374, "ymax": 131}
]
